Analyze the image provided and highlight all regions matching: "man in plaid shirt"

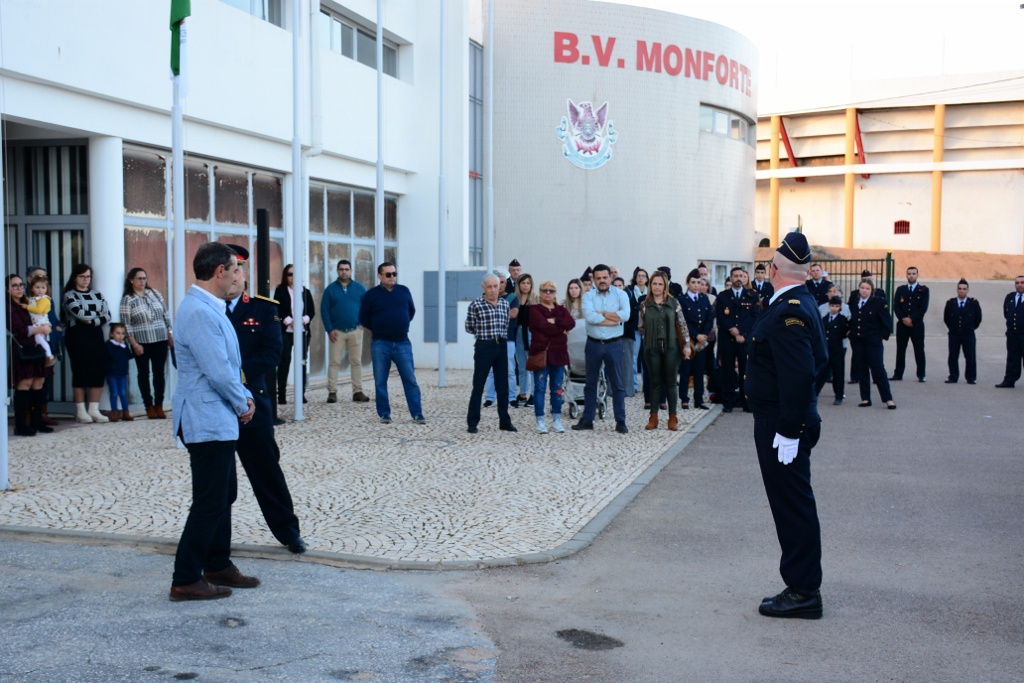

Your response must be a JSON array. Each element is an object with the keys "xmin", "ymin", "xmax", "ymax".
[{"xmin": 466, "ymin": 273, "xmax": 518, "ymax": 433}]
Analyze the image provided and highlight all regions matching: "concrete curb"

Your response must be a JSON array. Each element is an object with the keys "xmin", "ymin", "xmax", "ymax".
[{"xmin": 0, "ymin": 405, "xmax": 721, "ymax": 571}]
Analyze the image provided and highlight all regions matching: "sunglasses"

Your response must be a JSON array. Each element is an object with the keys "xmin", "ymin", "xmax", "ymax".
[
  {"xmin": 383, "ymin": 272, "xmax": 397, "ymax": 278},
  {"xmin": 540, "ymin": 288, "xmax": 556, "ymax": 294},
  {"xmin": 285, "ymin": 272, "xmax": 294, "ymax": 277}
]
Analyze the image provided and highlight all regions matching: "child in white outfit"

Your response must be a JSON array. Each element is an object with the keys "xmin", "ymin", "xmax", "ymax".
[{"xmin": 21, "ymin": 276, "xmax": 54, "ymax": 364}]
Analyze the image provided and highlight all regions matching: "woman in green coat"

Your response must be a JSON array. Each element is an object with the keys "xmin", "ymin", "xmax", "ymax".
[{"xmin": 639, "ymin": 270, "xmax": 691, "ymax": 431}]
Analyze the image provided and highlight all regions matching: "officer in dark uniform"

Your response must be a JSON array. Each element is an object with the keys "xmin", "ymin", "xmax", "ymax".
[
  {"xmin": 847, "ymin": 270, "xmax": 886, "ymax": 308},
  {"xmin": 658, "ymin": 266, "xmax": 683, "ymax": 299},
  {"xmin": 715, "ymin": 266, "xmax": 760, "ymax": 412},
  {"xmin": 849, "ymin": 279, "xmax": 896, "ymax": 409},
  {"xmin": 804, "ymin": 263, "xmax": 833, "ymax": 305},
  {"xmin": 505, "ymin": 259, "xmax": 521, "ymax": 295},
  {"xmin": 678, "ymin": 268, "xmax": 714, "ymax": 410},
  {"xmin": 751, "ymin": 263, "xmax": 774, "ymax": 306},
  {"xmin": 892, "ymin": 267, "xmax": 929, "ymax": 382},
  {"xmin": 745, "ymin": 231, "xmax": 828, "ymax": 619},
  {"xmin": 225, "ymin": 245, "xmax": 306, "ymax": 555},
  {"xmin": 995, "ymin": 275, "xmax": 1024, "ymax": 388},
  {"xmin": 943, "ymin": 279, "xmax": 982, "ymax": 384},
  {"xmin": 816, "ymin": 296, "xmax": 849, "ymax": 404}
]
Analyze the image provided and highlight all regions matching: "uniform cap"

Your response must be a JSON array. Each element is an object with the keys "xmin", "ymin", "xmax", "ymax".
[
  {"xmin": 658, "ymin": 266, "xmax": 672, "ymax": 278},
  {"xmin": 698, "ymin": 262, "xmax": 707, "ymax": 269},
  {"xmin": 225, "ymin": 244, "xmax": 249, "ymax": 263},
  {"xmin": 775, "ymin": 231, "xmax": 811, "ymax": 264},
  {"xmin": 958, "ymin": 278, "xmax": 969, "ymax": 286},
  {"xmin": 861, "ymin": 269, "xmax": 872, "ymax": 278},
  {"xmin": 508, "ymin": 259, "xmax": 521, "ymax": 267},
  {"xmin": 829, "ymin": 296, "xmax": 842, "ymax": 305},
  {"xmin": 686, "ymin": 268, "xmax": 701, "ymax": 282},
  {"xmin": 581, "ymin": 274, "xmax": 592, "ymax": 282},
  {"xmin": 581, "ymin": 266, "xmax": 593, "ymax": 278}
]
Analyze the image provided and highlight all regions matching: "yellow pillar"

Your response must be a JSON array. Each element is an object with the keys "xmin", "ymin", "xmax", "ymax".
[
  {"xmin": 844, "ymin": 108, "xmax": 856, "ymax": 249},
  {"xmin": 931, "ymin": 104, "xmax": 945, "ymax": 252},
  {"xmin": 769, "ymin": 115, "xmax": 781, "ymax": 247}
]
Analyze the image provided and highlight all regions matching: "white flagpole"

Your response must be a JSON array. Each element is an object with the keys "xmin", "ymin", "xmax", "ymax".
[
  {"xmin": 485, "ymin": 0, "xmax": 494, "ymax": 274},
  {"xmin": 375, "ymin": 0, "xmax": 385, "ymax": 268},
  {"xmin": 0, "ymin": 110, "xmax": 9, "ymax": 490},
  {"xmin": 291, "ymin": 0, "xmax": 305, "ymax": 420},
  {"xmin": 437, "ymin": 0, "xmax": 447, "ymax": 387}
]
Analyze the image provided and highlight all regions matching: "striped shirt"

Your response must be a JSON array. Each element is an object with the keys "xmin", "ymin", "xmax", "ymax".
[
  {"xmin": 120, "ymin": 288, "xmax": 172, "ymax": 344},
  {"xmin": 63, "ymin": 289, "xmax": 110, "ymax": 328},
  {"xmin": 465, "ymin": 295, "xmax": 510, "ymax": 341}
]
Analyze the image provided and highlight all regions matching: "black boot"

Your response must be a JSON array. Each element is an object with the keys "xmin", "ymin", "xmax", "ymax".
[
  {"xmin": 30, "ymin": 389, "xmax": 54, "ymax": 433},
  {"xmin": 13, "ymin": 390, "xmax": 36, "ymax": 436}
]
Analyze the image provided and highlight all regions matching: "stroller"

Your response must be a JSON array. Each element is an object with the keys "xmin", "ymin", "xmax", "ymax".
[{"xmin": 563, "ymin": 319, "xmax": 608, "ymax": 420}]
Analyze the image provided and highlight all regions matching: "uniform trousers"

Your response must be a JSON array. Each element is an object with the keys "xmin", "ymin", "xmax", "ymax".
[
  {"xmin": 947, "ymin": 333, "xmax": 977, "ymax": 383},
  {"xmin": 679, "ymin": 347, "xmax": 706, "ymax": 406},
  {"xmin": 754, "ymin": 417, "xmax": 822, "ymax": 591},
  {"xmin": 717, "ymin": 338, "xmax": 747, "ymax": 409},
  {"xmin": 1002, "ymin": 333, "xmax": 1024, "ymax": 385},
  {"xmin": 645, "ymin": 346, "xmax": 680, "ymax": 414},
  {"xmin": 816, "ymin": 347, "xmax": 846, "ymax": 398},
  {"xmin": 852, "ymin": 337, "xmax": 893, "ymax": 402},
  {"xmin": 237, "ymin": 426, "xmax": 300, "ymax": 546},
  {"xmin": 894, "ymin": 322, "xmax": 926, "ymax": 379},
  {"xmin": 582, "ymin": 338, "xmax": 626, "ymax": 423},
  {"xmin": 172, "ymin": 438, "xmax": 237, "ymax": 586},
  {"xmin": 468, "ymin": 339, "xmax": 512, "ymax": 428}
]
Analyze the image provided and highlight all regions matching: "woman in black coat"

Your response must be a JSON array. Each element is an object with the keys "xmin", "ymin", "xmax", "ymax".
[
  {"xmin": 274, "ymin": 264, "xmax": 315, "ymax": 404},
  {"xmin": 848, "ymin": 279, "xmax": 896, "ymax": 409}
]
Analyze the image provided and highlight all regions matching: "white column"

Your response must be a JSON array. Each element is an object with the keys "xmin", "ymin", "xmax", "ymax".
[{"xmin": 88, "ymin": 136, "xmax": 125, "ymax": 320}]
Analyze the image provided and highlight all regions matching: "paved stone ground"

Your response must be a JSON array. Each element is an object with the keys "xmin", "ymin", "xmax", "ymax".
[{"xmin": 1, "ymin": 370, "xmax": 707, "ymax": 565}]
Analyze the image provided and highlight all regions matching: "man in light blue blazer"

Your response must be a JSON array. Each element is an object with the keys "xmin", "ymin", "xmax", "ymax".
[{"xmin": 169, "ymin": 242, "xmax": 256, "ymax": 602}]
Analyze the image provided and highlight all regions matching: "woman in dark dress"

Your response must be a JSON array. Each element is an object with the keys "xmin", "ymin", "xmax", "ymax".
[
  {"xmin": 848, "ymin": 279, "xmax": 896, "ymax": 409},
  {"xmin": 7, "ymin": 274, "xmax": 53, "ymax": 436},
  {"xmin": 274, "ymin": 264, "xmax": 316, "ymax": 404},
  {"xmin": 62, "ymin": 263, "xmax": 111, "ymax": 423}
]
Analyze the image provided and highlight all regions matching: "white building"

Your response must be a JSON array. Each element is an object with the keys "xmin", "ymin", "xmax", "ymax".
[{"xmin": 1, "ymin": 0, "xmax": 757, "ymax": 412}]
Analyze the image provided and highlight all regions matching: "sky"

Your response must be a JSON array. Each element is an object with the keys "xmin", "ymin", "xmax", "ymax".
[{"xmin": 598, "ymin": 0, "xmax": 1024, "ymax": 113}]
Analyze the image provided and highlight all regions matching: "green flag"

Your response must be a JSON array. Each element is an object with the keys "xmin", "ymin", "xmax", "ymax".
[{"xmin": 170, "ymin": 0, "xmax": 191, "ymax": 77}]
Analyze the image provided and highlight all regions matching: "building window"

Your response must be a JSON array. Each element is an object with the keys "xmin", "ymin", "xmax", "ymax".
[
  {"xmin": 219, "ymin": 0, "xmax": 283, "ymax": 27},
  {"xmin": 894, "ymin": 220, "xmax": 910, "ymax": 235},
  {"xmin": 319, "ymin": 10, "xmax": 398, "ymax": 78},
  {"xmin": 468, "ymin": 40, "xmax": 484, "ymax": 267},
  {"xmin": 24, "ymin": 145, "xmax": 88, "ymax": 216},
  {"xmin": 699, "ymin": 105, "xmax": 756, "ymax": 148}
]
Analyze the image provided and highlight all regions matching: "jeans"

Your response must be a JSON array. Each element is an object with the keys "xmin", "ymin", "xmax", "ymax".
[
  {"xmin": 371, "ymin": 339, "xmax": 422, "ymax": 418},
  {"xmin": 485, "ymin": 341, "xmax": 517, "ymax": 402},
  {"xmin": 107, "ymin": 375, "xmax": 129, "ymax": 411},
  {"xmin": 582, "ymin": 338, "xmax": 626, "ymax": 423},
  {"xmin": 621, "ymin": 335, "xmax": 636, "ymax": 398},
  {"xmin": 514, "ymin": 335, "xmax": 533, "ymax": 397},
  {"xmin": 533, "ymin": 364, "xmax": 565, "ymax": 417},
  {"xmin": 632, "ymin": 331, "xmax": 642, "ymax": 391}
]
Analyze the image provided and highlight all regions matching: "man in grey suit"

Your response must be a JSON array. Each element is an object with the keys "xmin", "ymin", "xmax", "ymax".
[{"xmin": 169, "ymin": 243, "xmax": 257, "ymax": 602}]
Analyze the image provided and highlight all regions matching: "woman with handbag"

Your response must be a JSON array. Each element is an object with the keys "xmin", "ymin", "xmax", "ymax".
[
  {"xmin": 120, "ymin": 268, "xmax": 173, "ymax": 419},
  {"xmin": 7, "ymin": 274, "xmax": 54, "ymax": 436},
  {"xmin": 274, "ymin": 264, "xmax": 316, "ymax": 404},
  {"xmin": 528, "ymin": 280, "xmax": 574, "ymax": 433},
  {"xmin": 639, "ymin": 271, "xmax": 691, "ymax": 431},
  {"xmin": 62, "ymin": 263, "xmax": 111, "ymax": 424}
]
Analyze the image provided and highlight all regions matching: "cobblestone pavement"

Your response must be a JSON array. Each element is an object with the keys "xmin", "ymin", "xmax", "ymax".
[{"xmin": 1, "ymin": 370, "xmax": 709, "ymax": 565}]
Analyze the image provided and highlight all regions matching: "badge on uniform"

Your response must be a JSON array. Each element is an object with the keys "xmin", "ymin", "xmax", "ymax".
[
  {"xmin": 788, "ymin": 300, "xmax": 800, "ymax": 305},
  {"xmin": 724, "ymin": 308, "xmax": 730, "ymax": 316},
  {"xmin": 785, "ymin": 317, "xmax": 805, "ymax": 327},
  {"xmin": 242, "ymin": 318, "xmax": 260, "ymax": 328}
]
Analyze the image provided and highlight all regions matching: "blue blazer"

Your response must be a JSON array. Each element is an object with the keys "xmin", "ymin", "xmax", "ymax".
[{"xmin": 172, "ymin": 285, "xmax": 252, "ymax": 444}]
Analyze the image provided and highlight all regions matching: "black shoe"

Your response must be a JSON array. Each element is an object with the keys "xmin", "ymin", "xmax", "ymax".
[
  {"xmin": 525, "ymin": 395, "xmax": 535, "ymax": 407},
  {"xmin": 303, "ymin": 396, "xmax": 309, "ymax": 403},
  {"xmin": 742, "ymin": 406, "xmax": 753, "ymax": 413},
  {"xmin": 615, "ymin": 421, "xmax": 629, "ymax": 434},
  {"xmin": 571, "ymin": 419, "xmax": 594, "ymax": 431},
  {"xmin": 467, "ymin": 425, "xmax": 478, "ymax": 434},
  {"xmin": 278, "ymin": 396, "xmax": 287, "ymax": 405},
  {"xmin": 995, "ymin": 382, "xmax": 1014, "ymax": 388},
  {"xmin": 509, "ymin": 399, "xmax": 519, "ymax": 408},
  {"xmin": 286, "ymin": 536, "xmax": 307, "ymax": 554},
  {"xmin": 274, "ymin": 417, "xmax": 286, "ymax": 427},
  {"xmin": 695, "ymin": 404, "xmax": 710, "ymax": 410},
  {"xmin": 483, "ymin": 399, "xmax": 494, "ymax": 408},
  {"xmin": 858, "ymin": 401, "xmax": 872, "ymax": 407},
  {"xmin": 847, "ymin": 379, "xmax": 858, "ymax": 384},
  {"xmin": 759, "ymin": 587, "xmax": 822, "ymax": 619},
  {"xmin": 832, "ymin": 399, "xmax": 842, "ymax": 405},
  {"xmin": 889, "ymin": 375, "xmax": 902, "ymax": 381},
  {"xmin": 944, "ymin": 378, "xmax": 957, "ymax": 384},
  {"xmin": 967, "ymin": 380, "xmax": 976, "ymax": 385},
  {"xmin": 918, "ymin": 377, "xmax": 926, "ymax": 383},
  {"xmin": 721, "ymin": 407, "xmax": 733, "ymax": 413},
  {"xmin": 327, "ymin": 392, "xmax": 338, "ymax": 403},
  {"xmin": 499, "ymin": 422, "xmax": 517, "ymax": 432}
]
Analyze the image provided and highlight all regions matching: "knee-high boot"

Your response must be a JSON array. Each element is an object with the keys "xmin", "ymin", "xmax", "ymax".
[
  {"xmin": 30, "ymin": 389, "xmax": 53, "ymax": 433},
  {"xmin": 13, "ymin": 390, "xmax": 36, "ymax": 436}
]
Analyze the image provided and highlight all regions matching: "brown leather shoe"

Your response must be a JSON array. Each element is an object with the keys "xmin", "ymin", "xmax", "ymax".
[
  {"xmin": 121, "ymin": 410, "xmax": 134, "ymax": 422},
  {"xmin": 108, "ymin": 410, "xmax": 121, "ymax": 423},
  {"xmin": 169, "ymin": 578, "xmax": 232, "ymax": 602},
  {"xmin": 154, "ymin": 405, "xmax": 167, "ymax": 419},
  {"xmin": 41, "ymin": 403, "xmax": 59, "ymax": 426},
  {"xmin": 203, "ymin": 564, "xmax": 260, "ymax": 589},
  {"xmin": 667, "ymin": 414, "xmax": 679, "ymax": 431},
  {"xmin": 145, "ymin": 405, "xmax": 158, "ymax": 419},
  {"xmin": 645, "ymin": 413, "xmax": 658, "ymax": 430}
]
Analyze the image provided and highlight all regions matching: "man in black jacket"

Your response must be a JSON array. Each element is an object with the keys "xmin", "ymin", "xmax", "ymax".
[
  {"xmin": 804, "ymin": 263, "xmax": 833, "ymax": 305},
  {"xmin": 943, "ymin": 279, "xmax": 982, "ymax": 384},
  {"xmin": 715, "ymin": 267, "xmax": 760, "ymax": 412},
  {"xmin": 995, "ymin": 275, "xmax": 1024, "ymax": 388},
  {"xmin": 816, "ymin": 296, "xmax": 849, "ymax": 404},
  {"xmin": 892, "ymin": 266, "xmax": 929, "ymax": 382}
]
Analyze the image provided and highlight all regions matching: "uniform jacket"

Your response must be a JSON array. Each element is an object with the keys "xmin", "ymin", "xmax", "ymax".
[
  {"xmin": 171, "ymin": 285, "xmax": 252, "ymax": 444},
  {"xmin": 821, "ymin": 312, "xmax": 850, "ymax": 351},
  {"xmin": 678, "ymin": 291, "xmax": 714, "ymax": 339},
  {"xmin": 944, "ymin": 297, "xmax": 982, "ymax": 336},
  {"xmin": 752, "ymin": 280, "xmax": 774, "ymax": 305},
  {"xmin": 745, "ymin": 285, "xmax": 828, "ymax": 439},
  {"xmin": 847, "ymin": 287, "xmax": 887, "ymax": 309},
  {"xmin": 893, "ymin": 283, "xmax": 929, "ymax": 323},
  {"xmin": 715, "ymin": 287, "xmax": 761, "ymax": 337},
  {"xmin": 229, "ymin": 293, "xmax": 283, "ymax": 432},
  {"xmin": 1003, "ymin": 291, "xmax": 1024, "ymax": 336},
  {"xmin": 805, "ymin": 278, "xmax": 834, "ymax": 305},
  {"xmin": 848, "ymin": 296, "xmax": 893, "ymax": 342}
]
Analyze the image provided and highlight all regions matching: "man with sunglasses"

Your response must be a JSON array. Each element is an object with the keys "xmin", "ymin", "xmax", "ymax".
[{"xmin": 358, "ymin": 262, "xmax": 425, "ymax": 424}]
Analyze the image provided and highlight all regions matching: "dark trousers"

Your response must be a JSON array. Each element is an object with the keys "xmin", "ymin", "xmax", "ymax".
[
  {"xmin": 754, "ymin": 417, "xmax": 822, "ymax": 591},
  {"xmin": 583, "ymin": 338, "xmax": 625, "ymax": 423},
  {"xmin": 172, "ymin": 439, "xmax": 237, "ymax": 586},
  {"xmin": 852, "ymin": 337, "xmax": 892, "ymax": 402},
  {"xmin": 645, "ymin": 347, "xmax": 680, "ymax": 414},
  {"xmin": 278, "ymin": 332, "xmax": 310, "ymax": 401},
  {"xmin": 135, "ymin": 340, "xmax": 169, "ymax": 407},
  {"xmin": 679, "ymin": 347, "xmax": 707, "ymax": 406},
  {"xmin": 237, "ymin": 426, "xmax": 300, "ymax": 545},
  {"xmin": 894, "ymin": 322, "xmax": 926, "ymax": 379},
  {"xmin": 717, "ymin": 338, "xmax": 747, "ymax": 409},
  {"xmin": 947, "ymin": 333, "xmax": 977, "ymax": 382},
  {"xmin": 1003, "ymin": 333, "xmax": 1024, "ymax": 384},
  {"xmin": 848, "ymin": 341, "xmax": 862, "ymax": 384},
  {"xmin": 468, "ymin": 339, "xmax": 511, "ymax": 428},
  {"xmin": 816, "ymin": 346, "xmax": 846, "ymax": 397}
]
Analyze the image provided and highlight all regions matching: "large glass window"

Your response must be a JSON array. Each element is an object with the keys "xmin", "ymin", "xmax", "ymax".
[
  {"xmin": 319, "ymin": 10, "xmax": 399, "ymax": 78},
  {"xmin": 468, "ymin": 40, "xmax": 484, "ymax": 267},
  {"xmin": 219, "ymin": 0, "xmax": 283, "ymax": 27},
  {"xmin": 23, "ymin": 145, "xmax": 88, "ymax": 216},
  {"xmin": 123, "ymin": 149, "xmax": 166, "ymax": 219},
  {"xmin": 699, "ymin": 104, "xmax": 755, "ymax": 148}
]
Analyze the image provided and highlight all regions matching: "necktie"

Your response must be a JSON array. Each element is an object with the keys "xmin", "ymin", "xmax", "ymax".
[
  {"xmin": 960, "ymin": 301, "xmax": 964, "ymax": 309},
  {"xmin": 1018, "ymin": 294, "xmax": 1023, "ymax": 308},
  {"xmin": 859, "ymin": 300, "xmax": 864, "ymax": 309},
  {"xmin": 225, "ymin": 301, "xmax": 231, "ymax": 316}
]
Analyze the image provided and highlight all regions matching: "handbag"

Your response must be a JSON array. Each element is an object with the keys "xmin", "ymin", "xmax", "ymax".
[
  {"xmin": 8, "ymin": 330, "xmax": 46, "ymax": 364},
  {"xmin": 526, "ymin": 347, "xmax": 548, "ymax": 371}
]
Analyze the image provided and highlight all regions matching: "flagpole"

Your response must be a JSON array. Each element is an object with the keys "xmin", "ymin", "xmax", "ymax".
[
  {"xmin": 375, "ymin": 0, "xmax": 385, "ymax": 268},
  {"xmin": 485, "ymin": 0, "xmax": 494, "ymax": 274},
  {"xmin": 437, "ymin": 0, "xmax": 447, "ymax": 387},
  {"xmin": 0, "ymin": 115, "xmax": 9, "ymax": 491},
  {"xmin": 291, "ymin": 0, "xmax": 305, "ymax": 421},
  {"xmin": 172, "ymin": 80, "xmax": 185, "ymax": 339}
]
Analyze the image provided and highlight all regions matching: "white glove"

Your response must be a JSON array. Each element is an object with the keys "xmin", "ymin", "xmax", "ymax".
[{"xmin": 772, "ymin": 433, "xmax": 800, "ymax": 465}]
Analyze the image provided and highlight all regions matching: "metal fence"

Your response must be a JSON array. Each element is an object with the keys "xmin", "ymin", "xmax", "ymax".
[{"xmin": 757, "ymin": 252, "xmax": 896, "ymax": 320}]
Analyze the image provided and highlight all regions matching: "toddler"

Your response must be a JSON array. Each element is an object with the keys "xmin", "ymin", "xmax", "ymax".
[
  {"xmin": 22, "ymin": 275, "xmax": 54, "ymax": 365},
  {"xmin": 106, "ymin": 323, "xmax": 134, "ymax": 422}
]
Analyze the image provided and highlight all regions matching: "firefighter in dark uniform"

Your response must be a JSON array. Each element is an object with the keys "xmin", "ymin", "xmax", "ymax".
[
  {"xmin": 816, "ymin": 296, "xmax": 849, "ymax": 404},
  {"xmin": 995, "ymin": 275, "xmax": 1024, "ymax": 388},
  {"xmin": 847, "ymin": 269, "xmax": 887, "ymax": 308},
  {"xmin": 225, "ymin": 245, "xmax": 306, "ymax": 555},
  {"xmin": 678, "ymin": 268, "xmax": 714, "ymax": 410},
  {"xmin": 715, "ymin": 266, "xmax": 760, "ymax": 412},
  {"xmin": 804, "ymin": 263, "xmax": 833, "ymax": 305},
  {"xmin": 891, "ymin": 267, "xmax": 929, "ymax": 381},
  {"xmin": 752, "ymin": 262, "xmax": 774, "ymax": 306},
  {"xmin": 745, "ymin": 231, "xmax": 828, "ymax": 619},
  {"xmin": 943, "ymin": 278, "xmax": 982, "ymax": 384},
  {"xmin": 849, "ymin": 279, "xmax": 896, "ymax": 408}
]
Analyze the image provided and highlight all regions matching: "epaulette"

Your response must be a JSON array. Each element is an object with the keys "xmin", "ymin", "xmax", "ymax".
[
  {"xmin": 254, "ymin": 294, "xmax": 279, "ymax": 305},
  {"xmin": 788, "ymin": 299, "xmax": 800, "ymax": 305},
  {"xmin": 949, "ymin": 297, "xmax": 956, "ymax": 302}
]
